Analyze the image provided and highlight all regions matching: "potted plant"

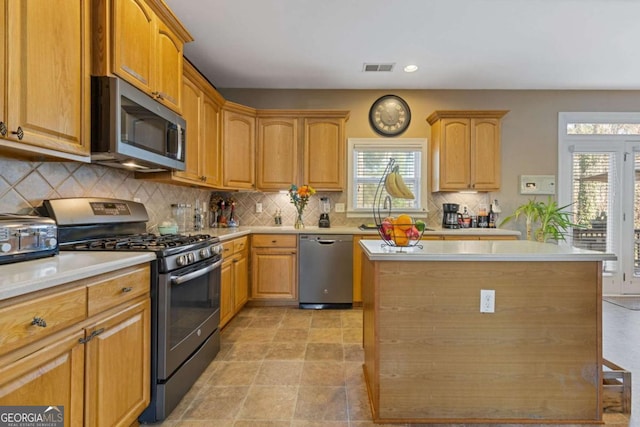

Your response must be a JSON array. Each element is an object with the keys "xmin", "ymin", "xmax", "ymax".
[{"xmin": 501, "ymin": 196, "xmax": 580, "ymax": 243}]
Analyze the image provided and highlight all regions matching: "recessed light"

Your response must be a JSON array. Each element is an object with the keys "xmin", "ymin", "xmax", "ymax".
[{"xmin": 404, "ymin": 65, "xmax": 418, "ymax": 73}]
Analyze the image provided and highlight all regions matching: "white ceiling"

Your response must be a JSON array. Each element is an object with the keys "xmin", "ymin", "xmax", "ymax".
[{"xmin": 164, "ymin": 0, "xmax": 640, "ymax": 90}]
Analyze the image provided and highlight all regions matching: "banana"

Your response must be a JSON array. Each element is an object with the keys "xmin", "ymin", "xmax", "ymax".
[
  {"xmin": 384, "ymin": 169, "xmax": 404, "ymax": 198},
  {"xmin": 393, "ymin": 170, "xmax": 415, "ymax": 199},
  {"xmin": 384, "ymin": 166, "xmax": 415, "ymax": 199}
]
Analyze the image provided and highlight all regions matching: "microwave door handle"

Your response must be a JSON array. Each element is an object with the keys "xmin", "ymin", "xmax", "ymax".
[{"xmin": 170, "ymin": 259, "xmax": 222, "ymax": 285}]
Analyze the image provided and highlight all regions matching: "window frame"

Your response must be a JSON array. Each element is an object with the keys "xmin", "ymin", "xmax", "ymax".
[{"xmin": 346, "ymin": 137, "xmax": 428, "ymax": 217}]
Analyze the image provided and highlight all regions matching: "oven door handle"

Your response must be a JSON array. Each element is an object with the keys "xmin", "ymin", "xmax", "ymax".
[{"xmin": 170, "ymin": 259, "xmax": 222, "ymax": 285}]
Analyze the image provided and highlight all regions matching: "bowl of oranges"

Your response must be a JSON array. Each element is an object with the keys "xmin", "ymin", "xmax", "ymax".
[{"xmin": 378, "ymin": 214, "xmax": 426, "ymax": 247}]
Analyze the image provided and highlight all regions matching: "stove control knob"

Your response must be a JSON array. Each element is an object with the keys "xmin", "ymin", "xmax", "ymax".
[
  {"xmin": 0, "ymin": 242, "xmax": 11, "ymax": 253},
  {"xmin": 211, "ymin": 245, "xmax": 222, "ymax": 255},
  {"xmin": 187, "ymin": 253, "xmax": 195, "ymax": 264},
  {"xmin": 177, "ymin": 255, "xmax": 187, "ymax": 266},
  {"xmin": 199, "ymin": 248, "xmax": 210, "ymax": 258}
]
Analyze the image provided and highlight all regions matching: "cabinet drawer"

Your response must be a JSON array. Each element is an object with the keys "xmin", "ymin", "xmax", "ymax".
[
  {"xmin": 221, "ymin": 241, "xmax": 234, "ymax": 258},
  {"xmin": 0, "ymin": 287, "xmax": 87, "ymax": 356},
  {"xmin": 252, "ymin": 234, "xmax": 297, "ymax": 248},
  {"xmin": 233, "ymin": 236, "xmax": 248, "ymax": 252},
  {"xmin": 87, "ymin": 265, "xmax": 150, "ymax": 316}
]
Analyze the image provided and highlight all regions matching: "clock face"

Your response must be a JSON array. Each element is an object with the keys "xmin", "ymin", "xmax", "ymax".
[{"xmin": 369, "ymin": 95, "xmax": 411, "ymax": 136}]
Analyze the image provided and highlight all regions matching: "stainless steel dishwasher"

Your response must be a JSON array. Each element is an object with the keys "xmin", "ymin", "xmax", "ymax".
[{"xmin": 299, "ymin": 234, "xmax": 353, "ymax": 309}]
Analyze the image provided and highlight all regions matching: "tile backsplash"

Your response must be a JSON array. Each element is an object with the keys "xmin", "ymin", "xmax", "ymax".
[{"xmin": 0, "ymin": 157, "xmax": 494, "ymax": 231}]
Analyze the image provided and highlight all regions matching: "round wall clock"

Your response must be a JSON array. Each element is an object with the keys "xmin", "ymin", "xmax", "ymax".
[{"xmin": 369, "ymin": 95, "xmax": 411, "ymax": 136}]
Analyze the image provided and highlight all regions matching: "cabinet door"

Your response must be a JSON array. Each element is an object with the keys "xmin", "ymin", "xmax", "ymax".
[
  {"xmin": 0, "ymin": 0, "xmax": 5, "ymax": 134},
  {"xmin": 304, "ymin": 118, "xmax": 344, "ymax": 190},
  {"xmin": 223, "ymin": 110, "xmax": 255, "ymax": 189},
  {"xmin": 220, "ymin": 258, "xmax": 234, "ymax": 328},
  {"xmin": 439, "ymin": 118, "xmax": 471, "ymax": 190},
  {"xmin": 0, "ymin": 331, "xmax": 85, "ymax": 427},
  {"xmin": 6, "ymin": 0, "xmax": 90, "ymax": 156},
  {"xmin": 112, "ymin": 0, "xmax": 154, "ymax": 94},
  {"xmin": 155, "ymin": 19, "xmax": 183, "ymax": 113},
  {"xmin": 471, "ymin": 118, "xmax": 501, "ymax": 191},
  {"xmin": 84, "ymin": 298, "xmax": 150, "ymax": 427},
  {"xmin": 174, "ymin": 74, "xmax": 202, "ymax": 182},
  {"xmin": 233, "ymin": 253, "xmax": 249, "ymax": 311},
  {"xmin": 257, "ymin": 117, "xmax": 298, "ymax": 190},
  {"xmin": 201, "ymin": 93, "xmax": 223, "ymax": 186},
  {"xmin": 251, "ymin": 249, "xmax": 297, "ymax": 300}
]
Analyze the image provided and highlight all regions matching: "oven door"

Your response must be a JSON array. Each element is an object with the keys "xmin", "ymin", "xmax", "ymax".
[{"xmin": 157, "ymin": 256, "xmax": 221, "ymax": 380}]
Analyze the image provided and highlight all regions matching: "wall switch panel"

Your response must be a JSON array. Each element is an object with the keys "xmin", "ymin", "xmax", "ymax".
[
  {"xmin": 255, "ymin": 203, "xmax": 263, "ymax": 213},
  {"xmin": 335, "ymin": 203, "xmax": 345, "ymax": 213},
  {"xmin": 480, "ymin": 289, "xmax": 495, "ymax": 313}
]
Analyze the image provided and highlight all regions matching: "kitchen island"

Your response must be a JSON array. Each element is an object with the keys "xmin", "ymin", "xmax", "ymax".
[{"xmin": 360, "ymin": 239, "xmax": 616, "ymax": 425}]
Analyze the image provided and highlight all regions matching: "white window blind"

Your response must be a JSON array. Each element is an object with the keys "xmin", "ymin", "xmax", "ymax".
[{"xmin": 348, "ymin": 139, "xmax": 425, "ymax": 214}]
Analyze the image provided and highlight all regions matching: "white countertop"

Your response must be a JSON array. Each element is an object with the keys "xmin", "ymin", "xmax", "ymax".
[
  {"xmin": 360, "ymin": 239, "xmax": 617, "ymax": 262},
  {"xmin": 0, "ymin": 252, "xmax": 156, "ymax": 301},
  {"xmin": 201, "ymin": 225, "xmax": 521, "ymax": 241}
]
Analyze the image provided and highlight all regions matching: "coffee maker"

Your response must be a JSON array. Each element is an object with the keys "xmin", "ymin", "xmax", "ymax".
[
  {"xmin": 442, "ymin": 203, "xmax": 460, "ymax": 229},
  {"xmin": 318, "ymin": 197, "xmax": 330, "ymax": 228}
]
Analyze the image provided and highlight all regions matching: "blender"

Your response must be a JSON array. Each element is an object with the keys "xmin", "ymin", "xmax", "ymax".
[{"xmin": 318, "ymin": 197, "xmax": 331, "ymax": 228}]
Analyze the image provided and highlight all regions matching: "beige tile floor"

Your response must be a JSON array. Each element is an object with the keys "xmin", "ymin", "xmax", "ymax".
[{"xmin": 155, "ymin": 306, "xmax": 629, "ymax": 427}]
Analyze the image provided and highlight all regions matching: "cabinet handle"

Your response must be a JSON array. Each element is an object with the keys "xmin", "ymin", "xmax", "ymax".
[
  {"xmin": 31, "ymin": 316, "xmax": 47, "ymax": 327},
  {"xmin": 11, "ymin": 126, "xmax": 24, "ymax": 140},
  {"xmin": 272, "ymin": 240, "xmax": 277, "ymax": 243},
  {"xmin": 122, "ymin": 287, "xmax": 133, "ymax": 293},
  {"xmin": 79, "ymin": 328, "xmax": 105, "ymax": 344},
  {"xmin": 0, "ymin": 122, "xmax": 6, "ymax": 136}
]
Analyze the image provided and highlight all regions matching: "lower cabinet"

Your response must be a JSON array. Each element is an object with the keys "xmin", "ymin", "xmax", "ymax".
[
  {"xmin": 220, "ymin": 236, "xmax": 249, "ymax": 327},
  {"xmin": 0, "ymin": 263, "xmax": 151, "ymax": 427},
  {"xmin": 251, "ymin": 234, "xmax": 298, "ymax": 302}
]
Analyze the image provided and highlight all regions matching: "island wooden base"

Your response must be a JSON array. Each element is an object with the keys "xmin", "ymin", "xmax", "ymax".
[{"xmin": 362, "ymin": 258, "xmax": 603, "ymax": 424}]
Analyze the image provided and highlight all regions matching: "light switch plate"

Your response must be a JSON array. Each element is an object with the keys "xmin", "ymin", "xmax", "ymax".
[
  {"xmin": 520, "ymin": 175, "xmax": 556, "ymax": 195},
  {"xmin": 335, "ymin": 203, "xmax": 345, "ymax": 213}
]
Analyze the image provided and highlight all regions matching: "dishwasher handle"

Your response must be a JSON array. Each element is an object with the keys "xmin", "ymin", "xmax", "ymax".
[{"xmin": 316, "ymin": 239, "xmax": 336, "ymax": 245}]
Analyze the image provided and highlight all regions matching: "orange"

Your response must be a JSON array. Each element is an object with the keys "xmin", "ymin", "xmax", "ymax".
[
  {"xmin": 392, "ymin": 226, "xmax": 409, "ymax": 246},
  {"xmin": 396, "ymin": 214, "xmax": 413, "ymax": 231}
]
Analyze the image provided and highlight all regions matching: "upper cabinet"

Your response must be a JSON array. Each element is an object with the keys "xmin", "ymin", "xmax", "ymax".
[
  {"xmin": 222, "ymin": 102, "xmax": 257, "ymax": 190},
  {"xmin": 92, "ymin": 0, "xmax": 193, "ymax": 113},
  {"xmin": 255, "ymin": 111, "xmax": 350, "ymax": 192},
  {"xmin": 0, "ymin": 0, "xmax": 91, "ymax": 161},
  {"xmin": 427, "ymin": 110, "xmax": 508, "ymax": 192}
]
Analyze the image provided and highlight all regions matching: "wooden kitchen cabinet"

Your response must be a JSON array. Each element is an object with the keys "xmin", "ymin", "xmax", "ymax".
[
  {"xmin": 304, "ymin": 116, "xmax": 349, "ymax": 191},
  {"xmin": 0, "ymin": 330, "xmax": 86, "ymax": 426},
  {"xmin": 251, "ymin": 234, "xmax": 298, "ymax": 302},
  {"xmin": 0, "ymin": 0, "xmax": 91, "ymax": 161},
  {"xmin": 220, "ymin": 236, "xmax": 249, "ymax": 327},
  {"xmin": 222, "ymin": 102, "xmax": 257, "ymax": 189},
  {"xmin": 256, "ymin": 116, "xmax": 299, "ymax": 190},
  {"xmin": 0, "ymin": 263, "xmax": 151, "ymax": 427},
  {"xmin": 255, "ymin": 110, "xmax": 350, "ymax": 191},
  {"xmin": 427, "ymin": 110, "xmax": 508, "ymax": 192},
  {"xmin": 93, "ymin": 0, "xmax": 193, "ymax": 113},
  {"xmin": 141, "ymin": 61, "xmax": 224, "ymax": 187},
  {"xmin": 84, "ymin": 298, "xmax": 150, "ymax": 427}
]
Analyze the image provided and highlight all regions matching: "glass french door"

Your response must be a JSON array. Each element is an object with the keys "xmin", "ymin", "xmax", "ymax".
[{"xmin": 559, "ymin": 117, "xmax": 640, "ymax": 294}]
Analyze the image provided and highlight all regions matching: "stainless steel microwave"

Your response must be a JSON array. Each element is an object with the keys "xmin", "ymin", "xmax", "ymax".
[{"xmin": 91, "ymin": 76, "xmax": 186, "ymax": 172}]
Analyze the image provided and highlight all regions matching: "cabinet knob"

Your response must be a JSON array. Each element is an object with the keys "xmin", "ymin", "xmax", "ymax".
[
  {"xmin": 11, "ymin": 126, "xmax": 24, "ymax": 140},
  {"xmin": 31, "ymin": 317, "xmax": 47, "ymax": 328},
  {"xmin": 0, "ymin": 121, "xmax": 7, "ymax": 136},
  {"xmin": 122, "ymin": 287, "xmax": 133, "ymax": 293}
]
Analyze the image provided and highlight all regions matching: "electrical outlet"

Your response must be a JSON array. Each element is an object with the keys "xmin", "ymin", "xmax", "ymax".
[
  {"xmin": 255, "ymin": 203, "xmax": 263, "ymax": 213},
  {"xmin": 335, "ymin": 203, "xmax": 345, "ymax": 213},
  {"xmin": 480, "ymin": 289, "xmax": 495, "ymax": 313}
]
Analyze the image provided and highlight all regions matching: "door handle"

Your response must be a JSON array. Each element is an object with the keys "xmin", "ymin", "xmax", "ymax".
[{"xmin": 317, "ymin": 240, "xmax": 336, "ymax": 245}]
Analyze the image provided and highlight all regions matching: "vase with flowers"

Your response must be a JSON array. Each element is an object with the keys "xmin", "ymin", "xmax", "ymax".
[{"xmin": 288, "ymin": 184, "xmax": 316, "ymax": 229}]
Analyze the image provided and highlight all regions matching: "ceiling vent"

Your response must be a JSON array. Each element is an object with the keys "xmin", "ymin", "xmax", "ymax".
[{"xmin": 363, "ymin": 63, "xmax": 395, "ymax": 72}]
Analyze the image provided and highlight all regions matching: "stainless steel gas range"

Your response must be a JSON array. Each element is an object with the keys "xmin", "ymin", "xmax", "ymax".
[{"xmin": 39, "ymin": 197, "xmax": 222, "ymax": 422}]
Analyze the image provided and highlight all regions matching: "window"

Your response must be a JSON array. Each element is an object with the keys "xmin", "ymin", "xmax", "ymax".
[{"xmin": 347, "ymin": 138, "xmax": 426, "ymax": 216}]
